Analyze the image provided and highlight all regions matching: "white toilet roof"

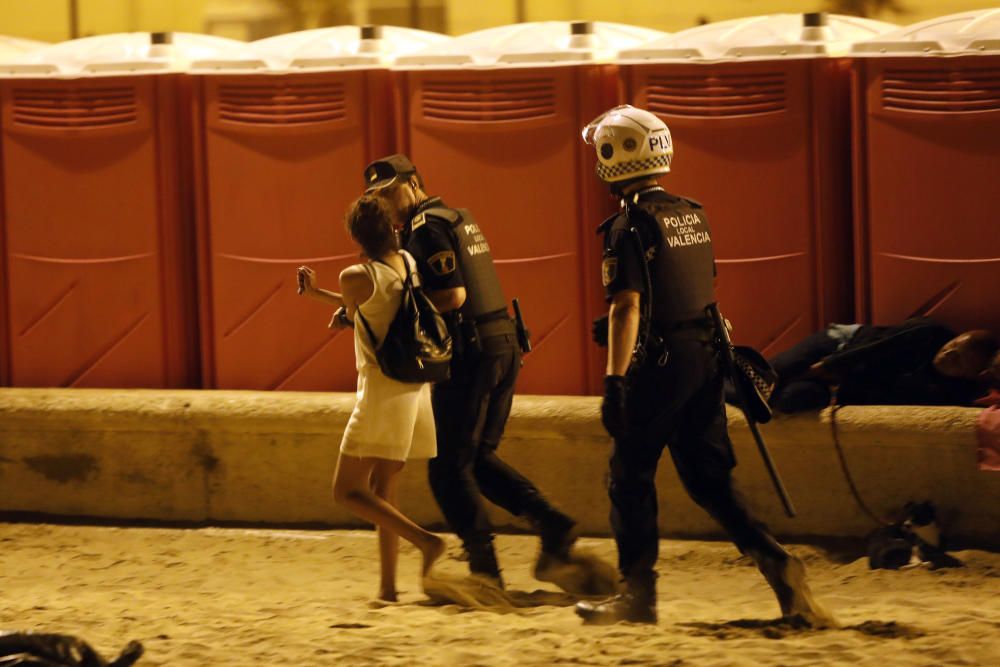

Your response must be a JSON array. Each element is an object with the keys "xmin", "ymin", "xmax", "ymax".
[
  {"xmin": 619, "ymin": 13, "xmax": 896, "ymax": 61},
  {"xmin": 852, "ymin": 9, "xmax": 1000, "ymax": 55},
  {"xmin": 396, "ymin": 21, "xmax": 667, "ymax": 68}
]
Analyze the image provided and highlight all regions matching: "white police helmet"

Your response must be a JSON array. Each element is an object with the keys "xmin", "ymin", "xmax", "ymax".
[{"xmin": 581, "ymin": 105, "xmax": 672, "ymax": 183}]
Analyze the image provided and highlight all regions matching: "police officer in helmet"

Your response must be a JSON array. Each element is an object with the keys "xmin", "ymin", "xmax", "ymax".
[
  {"xmin": 363, "ymin": 154, "xmax": 589, "ymax": 591},
  {"xmin": 576, "ymin": 106, "xmax": 832, "ymax": 625}
]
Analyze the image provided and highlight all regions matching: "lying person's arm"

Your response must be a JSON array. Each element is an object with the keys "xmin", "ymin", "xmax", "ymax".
[{"xmin": 817, "ymin": 323, "xmax": 954, "ymax": 377}]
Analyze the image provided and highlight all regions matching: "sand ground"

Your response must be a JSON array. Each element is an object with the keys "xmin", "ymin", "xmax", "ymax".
[{"xmin": 0, "ymin": 523, "xmax": 998, "ymax": 666}]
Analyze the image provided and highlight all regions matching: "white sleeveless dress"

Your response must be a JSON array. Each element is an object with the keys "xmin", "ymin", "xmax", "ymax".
[{"xmin": 339, "ymin": 251, "xmax": 437, "ymax": 461}]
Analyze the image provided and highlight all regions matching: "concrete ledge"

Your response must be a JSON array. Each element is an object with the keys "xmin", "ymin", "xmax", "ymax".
[{"xmin": 0, "ymin": 389, "xmax": 996, "ymax": 546}]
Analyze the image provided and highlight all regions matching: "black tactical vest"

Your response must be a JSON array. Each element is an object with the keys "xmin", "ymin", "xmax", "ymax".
[
  {"xmin": 619, "ymin": 192, "xmax": 716, "ymax": 326},
  {"xmin": 422, "ymin": 206, "xmax": 508, "ymax": 320}
]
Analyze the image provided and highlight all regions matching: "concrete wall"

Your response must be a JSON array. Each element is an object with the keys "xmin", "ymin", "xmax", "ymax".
[{"xmin": 0, "ymin": 389, "xmax": 996, "ymax": 546}]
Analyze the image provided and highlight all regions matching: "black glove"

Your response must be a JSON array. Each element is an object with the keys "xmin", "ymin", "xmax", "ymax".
[
  {"xmin": 601, "ymin": 375, "xmax": 628, "ymax": 440},
  {"xmin": 592, "ymin": 314, "xmax": 609, "ymax": 347}
]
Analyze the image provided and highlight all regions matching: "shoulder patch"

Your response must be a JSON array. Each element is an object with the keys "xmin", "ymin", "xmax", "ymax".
[
  {"xmin": 423, "ymin": 207, "xmax": 462, "ymax": 226},
  {"xmin": 411, "ymin": 213, "xmax": 426, "ymax": 231},
  {"xmin": 602, "ymin": 257, "xmax": 618, "ymax": 287},
  {"xmin": 428, "ymin": 250, "xmax": 457, "ymax": 276}
]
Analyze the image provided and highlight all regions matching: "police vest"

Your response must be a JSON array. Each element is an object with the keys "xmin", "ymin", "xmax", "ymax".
[
  {"xmin": 622, "ymin": 194, "xmax": 716, "ymax": 326},
  {"xmin": 422, "ymin": 206, "xmax": 508, "ymax": 320}
]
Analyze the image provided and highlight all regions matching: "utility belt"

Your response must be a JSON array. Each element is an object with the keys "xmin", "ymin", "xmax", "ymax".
[
  {"xmin": 635, "ymin": 316, "xmax": 716, "ymax": 369},
  {"xmin": 448, "ymin": 308, "xmax": 517, "ymax": 357}
]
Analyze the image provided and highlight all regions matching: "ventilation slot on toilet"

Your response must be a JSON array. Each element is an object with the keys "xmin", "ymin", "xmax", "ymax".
[
  {"xmin": 218, "ymin": 81, "xmax": 347, "ymax": 125},
  {"xmin": 645, "ymin": 72, "xmax": 787, "ymax": 118},
  {"xmin": 421, "ymin": 78, "xmax": 557, "ymax": 122},
  {"xmin": 881, "ymin": 68, "xmax": 1000, "ymax": 114},
  {"xmin": 11, "ymin": 86, "xmax": 138, "ymax": 129}
]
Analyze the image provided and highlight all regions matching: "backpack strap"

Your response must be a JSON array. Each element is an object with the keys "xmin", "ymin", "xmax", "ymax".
[
  {"xmin": 373, "ymin": 253, "xmax": 419, "ymax": 288},
  {"xmin": 355, "ymin": 306, "xmax": 378, "ymax": 349}
]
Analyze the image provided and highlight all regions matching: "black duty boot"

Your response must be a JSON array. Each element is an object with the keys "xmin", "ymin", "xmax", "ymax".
[
  {"xmin": 466, "ymin": 540, "xmax": 504, "ymax": 589},
  {"xmin": 748, "ymin": 548, "xmax": 837, "ymax": 628},
  {"xmin": 538, "ymin": 511, "xmax": 577, "ymax": 559},
  {"xmin": 575, "ymin": 574, "xmax": 657, "ymax": 625}
]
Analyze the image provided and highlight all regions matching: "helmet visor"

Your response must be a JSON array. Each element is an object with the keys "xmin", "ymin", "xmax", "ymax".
[{"xmin": 581, "ymin": 104, "xmax": 635, "ymax": 144}]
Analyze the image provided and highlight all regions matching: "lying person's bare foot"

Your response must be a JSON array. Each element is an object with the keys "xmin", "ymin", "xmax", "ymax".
[
  {"xmin": 754, "ymin": 551, "xmax": 838, "ymax": 628},
  {"xmin": 421, "ymin": 534, "xmax": 447, "ymax": 576}
]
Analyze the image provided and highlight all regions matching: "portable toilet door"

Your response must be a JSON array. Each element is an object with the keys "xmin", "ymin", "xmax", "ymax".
[
  {"xmin": 851, "ymin": 10, "xmax": 1000, "ymax": 334},
  {"xmin": 0, "ymin": 32, "xmax": 251, "ymax": 388},
  {"xmin": 0, "ymin": 35, "xmax": 47, "ymax": 386},
  {"xmin": 619, "ymin": 14, "xmax": 896, "ymax": 357},
  {"xmin": 394, "ymin": 21, "xmax": 667, "ymax": 395},
  {"xmin": 189, "ymin": 26, "xmax": 447, "ymax": 391}
]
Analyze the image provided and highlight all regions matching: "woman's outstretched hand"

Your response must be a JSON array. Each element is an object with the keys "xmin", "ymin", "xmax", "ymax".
[{"xmin": 297, "ymin": 266, "xmax": 318, "ymax": 295}]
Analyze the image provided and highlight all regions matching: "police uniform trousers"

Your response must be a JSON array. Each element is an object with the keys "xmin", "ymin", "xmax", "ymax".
[
  {"xmin": 610, "ymin": 327, "xmax": 786, "ymax": 582},
  {"xmin": 428, "ymin": 329, "xmax": 568, "ymax": 567}
]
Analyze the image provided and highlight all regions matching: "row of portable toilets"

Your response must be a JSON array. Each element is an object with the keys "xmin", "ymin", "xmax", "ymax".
[{"xmin": 0, "ymin": 11, "xmax": 997, "ymax": 395}]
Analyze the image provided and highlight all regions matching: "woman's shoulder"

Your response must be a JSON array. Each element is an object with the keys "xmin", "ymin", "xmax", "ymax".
[
  {"xmin": 340, "ymin": 263, "xmax": 373, "ymax": 295},
  {"xmin": 340, "ymin": 262, "xmax": 370, "ymax": 280}
]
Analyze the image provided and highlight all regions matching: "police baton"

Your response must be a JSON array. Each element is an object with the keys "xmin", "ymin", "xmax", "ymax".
[
  {"xmin": 707, "ymin": 303, "xmax": 796, "ymax": 518},
  {"xmin": 512, "ymin": 298, "xmax": 532, "ymax": 354}
]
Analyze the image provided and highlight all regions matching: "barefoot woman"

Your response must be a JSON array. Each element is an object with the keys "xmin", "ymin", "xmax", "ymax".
[{"xmin": 298, "ymin": 195, "xmax": 445, "ymax": 602}]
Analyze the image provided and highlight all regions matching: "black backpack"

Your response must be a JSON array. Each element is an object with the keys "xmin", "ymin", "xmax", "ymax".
[{"xmin": 356, "ymin": 256, "xmax": 452, "ymax": 384}]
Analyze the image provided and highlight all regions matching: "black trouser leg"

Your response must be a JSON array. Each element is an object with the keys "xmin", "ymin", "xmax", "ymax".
[
  {"xmin": 608, "ymin": 432, "xmax": 666, "ymax": 579},
  {"xmin": 669, "ymin": 387, "xmax": 788, "ymax": 562},
  {"xmin": 428, "ymin": 337, "xmax": 571, "ymax": 573},
  {"xmin": 428, "ymin": 374, "xmax": 497, "ymax": 574},
  {"xmin": 469, "ymin": 340, "xmax": 574, "ymax": 544}
]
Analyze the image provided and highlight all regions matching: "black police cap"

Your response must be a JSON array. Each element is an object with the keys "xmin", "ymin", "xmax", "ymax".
[{"xmin": 363, "ymin": 154, "xmax": 418, "ymax": 192}]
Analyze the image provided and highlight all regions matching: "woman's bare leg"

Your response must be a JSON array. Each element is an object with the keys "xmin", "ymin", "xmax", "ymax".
[
  {"xmin": 333, "ymin": 454, "xmax": 446, "ymax": 582},
  {"xmin": 371, "ymin": 460, "xmax": 403, "ymax": 601}
]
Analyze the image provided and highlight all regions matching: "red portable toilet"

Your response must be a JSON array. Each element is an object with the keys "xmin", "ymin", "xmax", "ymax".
[
  {"xmin": 394, "ymin": 21, "xmax": 667, "ymax": 395},
  {"xmin": 189, "ymin": 26, "xmax": 447, "ymax": 390},
  {"xmin": 0, "ymin": 32, "xmax": 250, "ymax": 388},
  {"xmin": 851, "ymin": 10, "xmax": 1000, "ymax": 334},
  {"xmin": 618, "ymin": 14, "xmax": 895, "ymax": 356},
  {"xmin": 0, "ymin": 36, "xmax": 47, "ymax": 386}
]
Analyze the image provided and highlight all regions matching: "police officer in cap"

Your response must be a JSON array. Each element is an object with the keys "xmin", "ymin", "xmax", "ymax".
[
  {"xmin": 575, "ymin": 106, "xmax": 832, "ymax": 625},
  {"xmin": 363, "ymin": 154, "xmax": 588, "ymax": 591}
]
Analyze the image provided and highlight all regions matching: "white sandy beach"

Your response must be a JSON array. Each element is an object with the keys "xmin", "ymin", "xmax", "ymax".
[{"xmin": 1, "ymin": 523, "xmax": 998, "ymax": 666}]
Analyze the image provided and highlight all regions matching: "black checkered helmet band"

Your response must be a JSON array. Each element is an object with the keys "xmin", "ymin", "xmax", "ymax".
[{"xmin": 596, "ymin": 153, "xmax": 672, "ymax": 182}]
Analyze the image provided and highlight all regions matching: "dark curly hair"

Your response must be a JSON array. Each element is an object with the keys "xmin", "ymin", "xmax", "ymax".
[{"xmin": 345, "ymin": 194, "xmax": 399, "ymax": 259}]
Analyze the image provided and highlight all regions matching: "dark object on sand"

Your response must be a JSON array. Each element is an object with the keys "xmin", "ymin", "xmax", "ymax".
[
  {"xmin": 867, "ymin": 501, "xmax": 964, "ymax": 570},
  {"xmin": 0, "ymin": 632, "xmax": 143, "ymax": 666}
]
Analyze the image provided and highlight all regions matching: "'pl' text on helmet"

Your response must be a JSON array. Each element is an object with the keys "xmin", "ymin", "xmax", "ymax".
[{"xmin": 581, "ymin": 105, "xmax": 673, "ymax": 184}]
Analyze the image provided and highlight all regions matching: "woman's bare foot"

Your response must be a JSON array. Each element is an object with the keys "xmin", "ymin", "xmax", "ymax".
[
  {"xmin": 421, "ymin": 534, "xmax": 447, "ymax": 576},
  {"xmin": 376, "ymin": 588, "xmax": 398, "ymax": 603}
]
